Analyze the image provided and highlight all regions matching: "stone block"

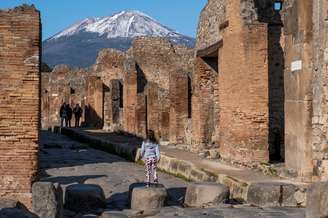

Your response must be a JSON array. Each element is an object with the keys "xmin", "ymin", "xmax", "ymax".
[
  {"xmin": 64, "ymin": 184, "xmax": 106, "ymax": 213},
  {"xmin": 247, "ymin": 182, "xmax": 281, "ymax": 207},
  {"xmin": 101, "ymin": 211, "xmax": 127, "ymax": 218},
  {"xmin": 32, "ymin": 182, "xmax": 63, "ymax": 218},
  {"xmin": 184, "ymin": 182, "xmax": 229, "ymax": 208},
  {"xmin": 130, "ymin": 183, "xmax": 167, "ymax": 213},
  {"xmin": 306, "ymin": 182, "xmax": 328, "ymax": 218},
  {"xmin": 247, "ymin": 182, "xmax": 305, "ymax": 207}
]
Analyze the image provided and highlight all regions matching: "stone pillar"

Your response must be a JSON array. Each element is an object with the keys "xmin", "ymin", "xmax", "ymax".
[
  {"xmin": 85, "ymin": 76, "xmax": 103, "ymax": 128},
  {"xmin": 283, "ymin": 0, "xmax": 314, "ymax": 181},
  {"xmin": 169, "ymin": 70, "xmax": 189, "ymax": 144},
  {"xmin": 111, "ymin": 79, "xmax": 123, "ymax": 129},
  {"xmin": 123, "ymin": 70, "xmax": 138, "ymax": 135},
  {"xmin": 192, "ymin": 57, "xmax": 217, "ymax": 149},
  {"xmin": 145, "ymin": 83, "xmax": 160, "ymax": 139},
  {"xmin": 218, "ymin": 0, "xmax": 269, "ymax": 163},
  {"xmin": 136, "ymin": 94, "xmax": 147, "ymax": 138},
  {"xmin": 0, "ymin": 5, "xmax": 41, "ymax": 208}
]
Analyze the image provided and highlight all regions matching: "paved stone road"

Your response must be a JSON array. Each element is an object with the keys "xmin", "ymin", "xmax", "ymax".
[{"xmin": 40, "ymin": 131, "xmax": 305, "ymax": 218}]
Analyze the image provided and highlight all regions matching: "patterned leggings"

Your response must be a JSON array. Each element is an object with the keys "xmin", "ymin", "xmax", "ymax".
[{"xmin": 145, "ymin": 157, "xmax": 158, "ymax": 183}]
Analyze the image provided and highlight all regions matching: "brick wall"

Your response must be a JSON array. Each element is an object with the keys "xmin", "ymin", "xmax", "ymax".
[
  {"xmin": 169, "ymin": 70, "xmax": 189, "ymax": 144},
  {"xmin": 0, "ymin": 5, "xmax": 40, "ymax": 208},
  {"xmin": 123, "ymin": 63, "xmax": 138, "ymax": 135},
  {"xmin": 192, "ymin": 57, "xmax": 218, "ymax": 149},
  {"xmin": 85, "ymin": 76, "xmax": 103, "ymax": 127},
  {"xmin": 91, "ymin": 49, "xmax": 126, "ymax": 130},
  {"xmin": 218, "ymin": 1, "xmax": 269, "ymax": 163},
  {"xmin": 41, "ymin": 67, "xmax": 103, "ymax": 128}
]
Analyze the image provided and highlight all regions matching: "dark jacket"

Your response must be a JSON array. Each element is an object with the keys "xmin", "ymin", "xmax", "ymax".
[
  {"xmin": 66, "ymin": 106, "xmax": 73, "ymax": 119},
  {"xmin": 73, "ymin": 106, "xmax": 83, "ymax": 117},
  {"xmin": 60, "ymin": 105, "xmax": 66, "ymax": 118}
]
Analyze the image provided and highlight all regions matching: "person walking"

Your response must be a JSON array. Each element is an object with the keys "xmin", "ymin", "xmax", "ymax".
[
  {"xmin": 140, "ymin": 130, "xmax": 160, "ymax": 187},
  {"xmin": 66, "ymin": 104, "xmax": 73, "ymax": 128},
  {"xmin": 73, "ymin": 104, "xmax": 83, "ymax": 127},
  {"xmin": 59, "ymin": 102, "xmax": 67, "ymax": 127}
]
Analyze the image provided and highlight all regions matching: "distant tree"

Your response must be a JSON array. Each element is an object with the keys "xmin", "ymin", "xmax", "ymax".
[{"xmin": 41, "ymin": 62, "xmax": 52, "ymax": 72}]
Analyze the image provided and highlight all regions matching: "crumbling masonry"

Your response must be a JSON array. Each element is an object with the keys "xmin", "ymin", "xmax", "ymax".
[
  {"xmin": 40, "ymin": 0, "xmax": 328, "ymax": 183},
  {"xmin": 0, "ymin": 6, "xmax": 40, "ymax": 207}
]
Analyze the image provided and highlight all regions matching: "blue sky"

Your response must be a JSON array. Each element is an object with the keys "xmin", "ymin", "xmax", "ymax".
[{"xmin": 0, "ymin": 0, "xmax": 207, "ymax": 40}]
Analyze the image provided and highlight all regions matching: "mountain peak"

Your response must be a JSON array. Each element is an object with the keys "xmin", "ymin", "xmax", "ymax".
[
  {"xmin": 43, "ymin": 10, "xmax": 195, "ymax": 68},
  {"xmin": 48, "ymin": 10, "xmax": 179, "ymax": 41}
]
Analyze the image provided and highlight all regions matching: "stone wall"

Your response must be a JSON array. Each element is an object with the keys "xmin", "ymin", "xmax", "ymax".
[
  {"xmin": 0, "ymin": 5, "xmax": 40, "ymax": 208},
  {"xmin": 282, "ymin": 0, "xmax": 314, "ymax": 181},
  {"xmin": 41, "ymin": 38, "xmax": 194, "ymax": 144},
  {"xmin": 91, "ymin": 49, "xmax": 126, "ymax": 131},
  {"xmin": 218, "ymin": 0, "xmax": 270, "ymax": 163},
  {"xmin": 195, "ymin": 0, "xmax": 225, "ymax": 50},
  {"xmin": 193, "ymin": 0, "xmax": 285, "ymax": 163},
  {"xmin": 311, "ymin": 0, "xmax": 328, "ymax": 181},
  {"xmin": 41, "ymin": 66, "xmax": 103, "ymax": 128},
  {"xmin": 128, "ymin": 37, "xmax": 194, "ymax": 142}
]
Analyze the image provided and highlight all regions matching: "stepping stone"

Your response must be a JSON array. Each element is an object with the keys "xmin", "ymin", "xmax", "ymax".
[
  {"xmin": 184, "ymin": 182, "xmax": 229, "ymax": 208},
  {"xmin": 65, "ymin": 184, "xmax": 106, "ymax": 214},
  {"xmin": 0, "ymin": 199, "xmax": 27, "ymax": 209},
  {"xmin": 306, "ymin": 182, "xmax": 328, "ymax": 218},
  {"xmin": 129, "ymin": 183, "xmax": 167, "ymax": 214},
  {"xmin": 0, "ymin": 208, "xmax": 39, "ymax": 218},
  {"xmin": 101, "ymin": 211, "xmax": 127, "ymax": 218},
  {"xmin": 32, "ymin": 182, "xmax": 63, "ymax": 218},
  {"xmin": 82, "ymin": 214, "xmax": 99, "ymax": 218}
]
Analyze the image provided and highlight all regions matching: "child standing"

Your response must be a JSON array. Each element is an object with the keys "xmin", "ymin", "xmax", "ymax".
[{"xmin": 140, "ymin": 130, "xmax": 160, "ymax": 187}]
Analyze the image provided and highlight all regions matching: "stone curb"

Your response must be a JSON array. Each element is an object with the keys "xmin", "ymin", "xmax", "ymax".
[{"xmin": 59, "ymin": 127, "xmax": 307, "ymax": 207}]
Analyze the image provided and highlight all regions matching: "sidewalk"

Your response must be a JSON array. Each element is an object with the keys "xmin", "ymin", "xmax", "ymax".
[{"xmin": 59, "ymin": 127, "xmax": 309, "ymax": 207}]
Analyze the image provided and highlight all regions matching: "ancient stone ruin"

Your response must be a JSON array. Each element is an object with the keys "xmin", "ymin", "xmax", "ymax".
[
  {"xmin": 0, "ymin": 5, "xmax": 40, "ymax": 208},
  {"xmin": 41, "ymin": 0, "xmax": 328, "ymax": 183},
  {"xmin": 1, "ymin": 0, "xmax": 328, "ymax": 217}
]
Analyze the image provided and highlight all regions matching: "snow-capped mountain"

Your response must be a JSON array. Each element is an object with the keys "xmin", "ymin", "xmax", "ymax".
[{"xmin": 43, "ymin": 10, "xmax": 195, "ymax": 68}]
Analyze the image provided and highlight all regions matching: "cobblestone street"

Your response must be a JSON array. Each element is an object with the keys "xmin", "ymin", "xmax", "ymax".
[{"xmin": 40, "ymin": 131, "xmax": 305, "ymax": 218}]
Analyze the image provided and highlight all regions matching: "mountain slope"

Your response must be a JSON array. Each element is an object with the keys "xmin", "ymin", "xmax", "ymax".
[{"xmin": 43, "ymin": 10, "xmax": 195, "ymax": 68}]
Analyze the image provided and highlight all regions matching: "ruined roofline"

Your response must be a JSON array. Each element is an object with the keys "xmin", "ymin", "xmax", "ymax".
[
  {"xmin": 0, "ymin": 4, "xmax": 39, "ymax": 13},
  {"xmin": 96, "ymin": 48, "xmax": 126, "ymax": 58},
  {"xmin": 133, "ymin": 36, "xmax": 173, "ymax": 44},
  {"xmin": 51, "ymin": 64, "xmax": 71, "ymax": 74}
]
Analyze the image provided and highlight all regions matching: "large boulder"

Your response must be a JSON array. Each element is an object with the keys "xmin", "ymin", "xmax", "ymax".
[
  {"xmin": 130, "ymin": 183, "xmax": 167, "ymax": 215},
  {"xmin": 32, "ymin": 182, "xmax": 63, "ymax": 218},
  {"xmin": 64, "ymin": 184, "xmax": 106, "ymax": 213},
  {"xmin": 306, "ymin": 182, "xmax": 328, "ymax": 218},
  {"xmin": 184, "ymin": 182, "xmax": 229, "ymax": 208}
]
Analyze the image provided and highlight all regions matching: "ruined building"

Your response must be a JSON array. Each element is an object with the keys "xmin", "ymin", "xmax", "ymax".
[
  {"xmin": 192, "ymin": 0, "xmax": 328, "ymax": 183},
  {"xmin": 41, "ymin": 65, "xmax": 103, "ymax": 128},
  {"xmin": 193, "ymin": 0, "xmax": 284, "ymax": 164},
  {"xmin": 39, "ymin": 0, "xmax": 328, "ymax": 184},
  {"xmin": 42, "ymin": 37, "xmax": 194, "ymax": 144},
  {"xmin": 0, "ymin": 6, "xmax": 41, "ymax": 207}
]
